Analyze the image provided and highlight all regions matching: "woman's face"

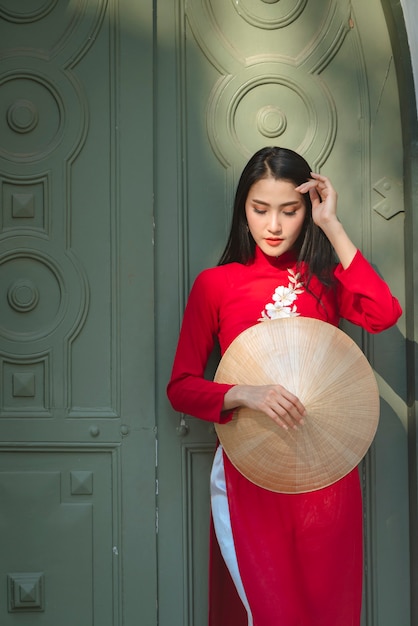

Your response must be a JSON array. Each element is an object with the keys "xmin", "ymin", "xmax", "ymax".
[{"xmin": 245, "ymin": 177, "xmax": 306, "ymax": 257}]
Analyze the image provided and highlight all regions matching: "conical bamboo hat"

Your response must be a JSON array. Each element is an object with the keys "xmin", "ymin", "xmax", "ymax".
[{"xmin": 214, "ymin": 317, "xmax": 379, "ymax": 494}]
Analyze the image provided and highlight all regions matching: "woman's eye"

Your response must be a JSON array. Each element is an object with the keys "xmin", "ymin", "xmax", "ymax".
[{"xmin": 253, "ymin": 207, "xmax": 267, "ymax": 215}]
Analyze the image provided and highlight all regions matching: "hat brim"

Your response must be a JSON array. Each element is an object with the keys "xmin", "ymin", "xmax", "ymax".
[{"xmin": 214, "ymin": 317, "xmax": 379, "ymax": 493}]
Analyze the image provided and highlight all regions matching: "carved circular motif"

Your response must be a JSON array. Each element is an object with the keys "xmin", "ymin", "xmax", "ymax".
[
  {"xmin": 207, "ymin": 63, "xmax": 336, "ymax": 170},
  {"xmin": 7, "ymin": 99, "xmax": 39, "ymax": 134},
  {"xmin": 231, "ymin": 0, "xmax": 307, "ymax": 29},
  {"xmin": 0, "ymin": 245, "xmax": 89, "ymax": 345},
  {"xmin": 0, "ymin": 73, "xmax": 64, "ymax": 161},
  {"xmin": 0, "ymin": 244, "xmax": 89, "ymax": 343},
  {"xmin": 230, "ymin": 76, "xmax": 311, "ymax": 156},
  {"xmin": 0, "ymin": 0, "xmax": 58, "ymax": 23},
  {"xmin": 7, "ymin": 278, "xmax": 40, "ymax": 312},
  {"xmin": 0, "ymin": 252, "xmax": 64, "ymax": 339},
  {"xmin": 256, "ymin": 105, "xmax": 287, "ymax": 138}
]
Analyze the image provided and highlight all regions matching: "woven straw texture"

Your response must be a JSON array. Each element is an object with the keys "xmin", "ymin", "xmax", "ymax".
[{"xmin": 214, "ymin": 317, "xmax": 379, "ymax": 493}]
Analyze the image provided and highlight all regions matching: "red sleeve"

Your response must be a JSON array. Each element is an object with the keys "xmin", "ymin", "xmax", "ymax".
[
  {"xmin": 167, "ymin": 269, "xmax": 235, "ymax": 423},
  {"xmin": 335, "ymin": 250, "xmax": 402, "ymax": 332}
]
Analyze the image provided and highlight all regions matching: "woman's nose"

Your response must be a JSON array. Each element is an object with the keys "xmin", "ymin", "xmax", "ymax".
[{"xmin": 268, "ymin": 214, "xmax": 282, "ymax": 234}]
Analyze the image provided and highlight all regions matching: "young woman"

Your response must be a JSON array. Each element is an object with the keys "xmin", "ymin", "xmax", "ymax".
[{"xmin": 167, "ymin": 147, "xmax": 402, "ymax": 626}]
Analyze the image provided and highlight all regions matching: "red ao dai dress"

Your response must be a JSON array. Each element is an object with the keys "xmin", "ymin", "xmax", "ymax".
[{"xmin": 167, "ymin": 246, "xmax": 402, "ymax": 626}]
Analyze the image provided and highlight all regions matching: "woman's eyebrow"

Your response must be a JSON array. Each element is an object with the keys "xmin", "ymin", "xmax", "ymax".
[
  {"xmin": 251, "ymin": 198, "xmax": 270, "ymax": 206},
  {"xmin": 251, "ymin": 198, "xmax": 300, "ymax": 207}
]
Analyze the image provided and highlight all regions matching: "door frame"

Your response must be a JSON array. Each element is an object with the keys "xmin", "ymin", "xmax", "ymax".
[
  {"xmin": 153, "ymin": 1, "xmax": 418, "ymax": 624},
  {"xmin": 380, "ymin": 1, "xmax": 418, "ymax": 621}
]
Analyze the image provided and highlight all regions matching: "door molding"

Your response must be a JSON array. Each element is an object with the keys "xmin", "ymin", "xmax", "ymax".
[{"xmin": 380, "ymin": 1, "xmax": 418, "ymax": 621}]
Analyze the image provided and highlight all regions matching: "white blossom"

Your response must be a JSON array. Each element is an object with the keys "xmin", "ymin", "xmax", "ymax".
[{"xmin": 259, "ymin": 270, "xmax": 304, "ymax": 321}]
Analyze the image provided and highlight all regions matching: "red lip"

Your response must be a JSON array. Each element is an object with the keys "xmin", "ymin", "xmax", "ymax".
[{"xmin": 265, "ymin": 238, "xmax": 283, "ymax": 247}]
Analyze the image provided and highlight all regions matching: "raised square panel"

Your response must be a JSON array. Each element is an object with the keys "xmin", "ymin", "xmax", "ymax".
[
  {"xmin": 12, "ymin": 192, "xmax": 35, "ymax": 218},
  {"xmin": 1, "ymin": 178, "xmax": 48, "ymax": 233},
  {"xmin": 70, "ymin": 470, "xmax": 94, "ymax": 495},
  {"xmin": 1, "ymin": 358, "xmax": 50, "ymax": 417},
  {"xmin": 12, "ymin": 372, "xmax": 35, "ymax": 397},
  {"xmin": 8, "ymin": 572, "xmax": 45, "ymax": 612}
]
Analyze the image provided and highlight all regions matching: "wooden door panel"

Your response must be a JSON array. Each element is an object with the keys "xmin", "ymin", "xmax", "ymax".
[
  {"xmin": 0, "ymin": 449, "xmax": 114, "ymax": 624},
  {"xmin": 0, "ymin": 1, "xmax": 157, "ymax": 624}
]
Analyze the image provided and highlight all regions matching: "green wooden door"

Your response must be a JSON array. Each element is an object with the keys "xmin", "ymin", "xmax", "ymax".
[
  {"xmin": 0, "ymin": 1, "xmax": 157, "ymax": 624},
  {"xmin": 0, "ymin": 1, "xmax": 412, "ymax": 625},
  {"xmin": 156, "ymin": 1, "xmax": 410, "ymax": 625}
]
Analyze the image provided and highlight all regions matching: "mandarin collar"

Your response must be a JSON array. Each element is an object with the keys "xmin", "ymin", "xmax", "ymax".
[{"xmin": 252, "ymin": 245, "xmax": 298, "ymax": 269}]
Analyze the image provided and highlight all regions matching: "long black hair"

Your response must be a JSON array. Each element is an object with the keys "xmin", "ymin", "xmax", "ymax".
[{"xmin": 218, "ymin": 146, "xmax": 336, "ymax": 287}]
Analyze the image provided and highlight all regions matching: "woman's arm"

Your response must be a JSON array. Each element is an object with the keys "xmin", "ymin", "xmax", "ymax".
[
  {"xmin": 296, "ymin": 174, "xmax": 402, "ymax": 331},
  {"xmin": 334, "ymin": 251, "xmax": 402, "ymax": 332},
  {"xmin": 167, "ymin": 269, "xmax": 236, "ymax": 423}
]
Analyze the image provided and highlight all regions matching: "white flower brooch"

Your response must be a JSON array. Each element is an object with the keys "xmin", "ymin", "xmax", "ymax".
[{"xmin": 259, "ymin": 269, "xmax": 304, "ymax": 321}]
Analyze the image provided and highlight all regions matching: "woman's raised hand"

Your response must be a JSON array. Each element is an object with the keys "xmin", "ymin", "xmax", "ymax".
[
  {"xmin": 296, "ymin": 173, "xmax": 358, "ymax": 269},
  {"xmin": 295, "ymin": 172, "xmax": 338, "ymax": 229}
]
